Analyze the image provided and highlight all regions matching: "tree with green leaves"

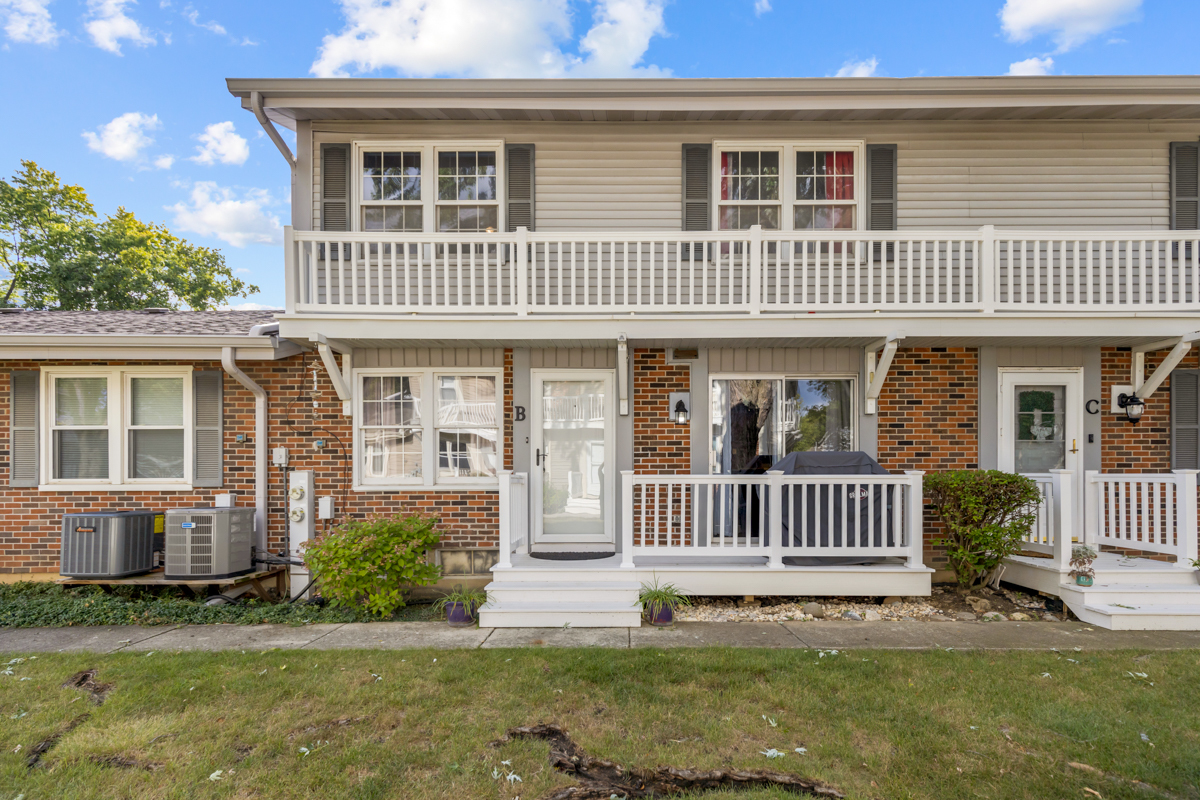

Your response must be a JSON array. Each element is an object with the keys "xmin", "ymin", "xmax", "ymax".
[{"xmin": 0, "ymin": 161, "xmax": 259, "ymax": 310}]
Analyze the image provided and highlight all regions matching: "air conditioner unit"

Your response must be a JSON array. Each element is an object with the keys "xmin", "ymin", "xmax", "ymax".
[
  {"xmin": 60, "ymin": 511, "xmax": 162, "ymax": 579},
  {"xmin": 164, "ymin": 507, "xmax": 254, "ymax": 580}
]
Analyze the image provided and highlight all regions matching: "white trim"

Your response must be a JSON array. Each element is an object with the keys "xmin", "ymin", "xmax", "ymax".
[
  {"xmin": 351, "ymin": 139, "xmax": 506, "ymax": 234},
  {"xmin": 711, "ymin": 139, "xmax": 865, "ymax": 232},
  {"xmin": 531, "ymin": 369, "xmax": 616, "ymax": 546},
  {"xmin": 708, "ymin": 372, "xmax": 859, "ymax": 473},
  {"xmin": 351, "ymin": 366, "xmax": 504, "ymax": 491},
  {"xmin": 40, "ymin": 365, "xmax": 194, "ymax": 490}
]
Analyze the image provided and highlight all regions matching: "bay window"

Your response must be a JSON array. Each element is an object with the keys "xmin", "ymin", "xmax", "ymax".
[
  {"xmin": 356, "ymin": 369, "xmax": 503, "ymax": 488},
  {"xmin": 45, "ymin": 368, "xmax": 192, "ymax": 487},
  {"xmin": 711, "ymin": 376, "xmax": 855, "ymax": 474},
  {"xmin": 713, "ymin": 141, "xmax": 863, "ymax": 232}
]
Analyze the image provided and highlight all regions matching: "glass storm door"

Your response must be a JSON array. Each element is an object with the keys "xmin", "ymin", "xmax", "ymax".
[
  {"xmin": 998, "ymin": 369, "xmax": 1083, "ymax": 542},
  {"xmin": 531, "ymin": 371, "xmax": 615, "ymax": 545}
]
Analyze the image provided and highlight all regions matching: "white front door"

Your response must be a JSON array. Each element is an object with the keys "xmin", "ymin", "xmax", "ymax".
[
  {"xmin": 531, "ymin": 370, "xmax": 615, "ymax": 546},
  {"xmin": 998, "ymin": 369, "xmax": 1084, "ymax": 542}
]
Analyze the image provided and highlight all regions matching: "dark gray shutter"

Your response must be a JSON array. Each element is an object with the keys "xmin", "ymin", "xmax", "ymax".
[
  {"xmin": 9, "ymin": 371, "xmax": 39, "ymax": 487},
  {"xmin": 1171, "ymin": 369, "xmax": 1200, "ymax": 470},
  {"xmin": 866, "ymin": 144, "xmax": 898, "ymax": 231},
  {"xmin": 1170, "ymin": 141, "xmax": 1199, "ymax": 230},
  {"xmin": 193, "ymin": 370, "xmax": 223, "ymax": 488},
  {"xmin": 682, "ymin": 144, "xmax": 711, "ymax": 231},
  {"xmin": 321, "ymin": 143, "xmax": 351, "ymax": 232},
  {"xmin": 506, "ymin": 144, "xmax": 535, "ymax": 231}
]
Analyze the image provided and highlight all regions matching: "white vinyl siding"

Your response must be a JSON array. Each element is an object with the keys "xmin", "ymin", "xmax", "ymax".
[{"xmin": 313, "ymin": 121, "xmax": 1191, "ymax": 232}]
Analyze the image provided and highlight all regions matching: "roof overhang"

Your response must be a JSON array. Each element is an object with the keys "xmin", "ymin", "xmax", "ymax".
[
  {"xmin": 227, "ymin": 76, "xmax": 1200, "ymax": 127},
  {"xmin": 0, "ymin": 334, "xmax": 305, "ymax": 361}
]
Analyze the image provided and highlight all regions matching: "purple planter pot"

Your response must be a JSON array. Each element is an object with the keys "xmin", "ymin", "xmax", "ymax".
[
  {"xmin": 446, "ymin": 601, "xmax": 477, "ymax": 627},
  {"xmin": 645, "ymin": 604, "xmax": 674, "ymax": 627}
]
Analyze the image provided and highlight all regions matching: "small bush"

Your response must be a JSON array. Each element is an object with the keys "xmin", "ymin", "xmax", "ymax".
[
  {"xmin": 302, "ymin": 513, "xmax": 443, "ymax": 618},
  {"xmin": 925, "ymin": 470, "xmax": 1043, "ymax": 588}
]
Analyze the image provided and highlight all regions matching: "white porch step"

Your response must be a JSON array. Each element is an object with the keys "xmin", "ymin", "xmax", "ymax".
[
  {"xmin": 486, "ymin": 580, "xmax": 641, "ymax": 604},
  {"xmin": 1062, "ymin": 582, "xmax": 1200, "ymax": 605},
  {"xmin": 1059, "ymin": 581, "xmax": 1200, "ymax": 630},
  {"xmin": 1070, "ymin": 603, "xmax": 1200, "ymax": 631},
  {"xmin": 480, "ymin": 578, "xmax": 642, "ymax": 628}
]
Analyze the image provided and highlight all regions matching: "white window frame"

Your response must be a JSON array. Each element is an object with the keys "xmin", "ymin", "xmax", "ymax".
[
  {"xmin": 711, "ymin": 140, "xmax": 865, "ymax": 232},
  {"xmin": 353, "ymin": 367, "xmax": 504, "ymax": 491},
  {"xmin": 433, "ymin": 372, "xmax": 503, "ymax": 485},
  {"xmin": 41, "ymin": 366, "xmax": 194, "ymax": 491},
  {"xmin": 708, "ymin": 373, "xmax": 858, "ymax": 473},
  {"xmin": 352, "ymin": 140, "xmax": 506, "ymax": 235}
]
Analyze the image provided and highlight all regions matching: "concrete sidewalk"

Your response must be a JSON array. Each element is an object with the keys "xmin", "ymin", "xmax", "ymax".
[{"xmin": 3, "ymin": 620, "xmax": 1200, "ymax": 654}]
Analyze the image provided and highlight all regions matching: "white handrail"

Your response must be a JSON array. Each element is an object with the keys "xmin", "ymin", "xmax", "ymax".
[{"xmin": 1083, "ymin": 469, "xmax": 1199, "ymax": 561}]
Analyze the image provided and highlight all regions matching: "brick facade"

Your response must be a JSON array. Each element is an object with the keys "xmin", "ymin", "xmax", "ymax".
[
  {"xmin": 876, "ymin": 347, "xmax": 980, "ymax": 570},
  {"xmin": 0, "ymin": 352, "xmax": 514, "ymax": 575},
  {"xmin": 632, "ymin": 349, "xmax": 691, "ymax": 475}
]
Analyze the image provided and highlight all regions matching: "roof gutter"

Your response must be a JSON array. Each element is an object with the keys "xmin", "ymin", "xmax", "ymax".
[{"xmin": 250, "ymin": 90, "xmax": 296, "ymax": 169}]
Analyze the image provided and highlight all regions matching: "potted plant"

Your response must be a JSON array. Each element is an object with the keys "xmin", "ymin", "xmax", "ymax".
[
  {"xmin": 637, "ymin": 577, "xmax": 691, "ymax": 627},
  {"xmin": 434, "ymin": 585, "xmax": 488, "ymax": 627},
  {"xmin": 1188, "ymin": 558, "xmax": 1200, "ymax": 585},
  {"xmin": 1069, "ymin": 544, "xmax": 1098, "ymax": 587}
]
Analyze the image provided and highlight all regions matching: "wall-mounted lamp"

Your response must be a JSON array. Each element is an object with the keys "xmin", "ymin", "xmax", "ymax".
[
  {"xmin": 673, "ymin": 399, "xmax": 689, "ymax": 425},
  {"xmin": 1117, "ymin": 392, "xmax": 1145, "ymax": 425},
  {"xmin": 668, "ymin": 391, "xmax": 690, "ymax": 425}
]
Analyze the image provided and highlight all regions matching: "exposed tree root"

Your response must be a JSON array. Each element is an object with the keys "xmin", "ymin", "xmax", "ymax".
[
  {"xmin": 490, "ymin": 723, "xmax": 844, "ymax": 799},
  {"xmin": 62, "ymin": 669, "xmax": 113, "ymax": 705},
  {"xmin": 27, "ymin": 714, "xmax": 90, "ymax": 768}
]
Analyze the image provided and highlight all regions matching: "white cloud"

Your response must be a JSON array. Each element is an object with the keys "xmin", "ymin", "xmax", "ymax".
[
  {"xmin": 184, "ymin": 6, "xmax": 225, "ymax": 35},
  {"xmin": 82, "ymin": 112, "xmax": 160, "ymax": 162},
  {"xmin": 168, "ymin": 182, "xmax": 282, "ymax": 248},
  {"xmin": 753, "ymin": 0, "xmax": 771, "ymax": 15},
  {"xmin": 311, "ymin": 0, "xmax": 668, "ymax": 78},
  {"xmin": 0, "ymin": 0, "xmax": 63, "ymax": 45},
  {"xmin": 86, "ymin": 0, "xmax": 154, "ymax": 54},
  {"xmin": 154, "ymin": 154, "xmax": 175, "ymax": 169},
  {"xmin": 999, "ymin": 0, "xmax": 1141, "ymax": 52},
  {"xmin": 190, "ymin": 121, "xmax": 250, "ymax": 166},
  {"xmin": 1007, "ymin": 55, "xmax": 1054, "ymax": 75},
  {"xmin": 834, "ymin": 57, "xmax": 878, "ymax": 78}
]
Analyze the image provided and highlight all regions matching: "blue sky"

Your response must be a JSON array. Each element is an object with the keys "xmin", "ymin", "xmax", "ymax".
[{"xmin": 1, "ymin": 0, "xmax": 1197, "ymax": 308}]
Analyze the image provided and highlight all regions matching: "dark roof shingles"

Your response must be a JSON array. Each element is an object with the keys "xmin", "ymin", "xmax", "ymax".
[{"xmin": 0, "ymin": 310, "xmax": 279, "ymax": 337}]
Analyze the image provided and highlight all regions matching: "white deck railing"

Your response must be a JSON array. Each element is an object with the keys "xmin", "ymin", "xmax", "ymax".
[
  {"xmin": 286, "ymin": 226, "xmax": 1200, "ymax": 315},
  {"xmin": 1083, "ymin": 470, "xmax": 1199, "ymax": 562},
  {"xmin": 619, "ymin": 469, "xmax": 924, "ymax": 568},
  {"xmin": 495, "ymin": 471, "xmax": 528, "ymax": 570}
]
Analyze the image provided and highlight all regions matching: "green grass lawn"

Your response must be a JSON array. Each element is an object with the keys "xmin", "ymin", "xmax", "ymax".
[{"xmin": 0, "ymin": 646, "xmax": 1196, "ymax": 799}]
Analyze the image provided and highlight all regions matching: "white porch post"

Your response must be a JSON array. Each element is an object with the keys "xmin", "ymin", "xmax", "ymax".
[
  {"xmin": 767, "ymin": 470, "xmax": 784, "ymax": 568},
  {"xmin": 905, "ymin": 471, "xmax": 925, "ymax": 569},
  {"xmin": 748, "ymin": 225, "xmax": 763, "ymax": 314},
  {"xmin": 1083, "ymin": 470, "xmax": 1100, "ymax": 547},
  {"xmin": 515, "ymin": 226, "xmax": 529, "ymax": 315},
  {"xmin": 496, "ymin": 471, "xmax": 513, "ymax": 570},
  {"xmin": 621, "ymin": 470, "xmax": 635, "ymax": 569},
  {"xmin": 1173, "ymin": 469, "xmax": 1199, "ymax": 565},
  {"xmin": 283, "ymin": 225, "xmax": 297, "ymax": 313},
  {"xmin": 1050, "ymin": 468, "xmax": 1073, "ymax": 571}
]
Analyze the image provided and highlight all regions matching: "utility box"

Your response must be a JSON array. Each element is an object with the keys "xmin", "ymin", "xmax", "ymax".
[
  {"xmin": 164, "ymin": 507, "xmax": 254, "ymax": 580},
  {"xmin": 288, "ymin": 471, "xmax": 314, "ymax": 598},
  {"xmin": 60, "ymin": 511, "xmax": 162, "ymax": 578}
]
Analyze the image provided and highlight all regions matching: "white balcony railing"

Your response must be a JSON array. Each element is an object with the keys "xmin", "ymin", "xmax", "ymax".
[{"xmin": 286, "ymin": 226, "xmax": 1200, "ymax": 316}]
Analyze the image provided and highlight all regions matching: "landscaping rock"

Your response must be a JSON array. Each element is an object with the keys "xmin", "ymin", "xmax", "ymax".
[
  {"xmin": 956, "ymin": 611, "xmax": 977, "ymax": 621},
  {"xmin": 842, "ymin": 610, "xmax": 863, "ymax": 621},
  {"xmin": 802, "ymin": 602, "xmax": 825, "ymax": 619},
  {"xmin": 1009, "ymin": 612, "xmax": 1033, "ymax": 621},
  {"xmin": 1042, "ymin": 612, "xmax": 1061, "ymax": 621},
  {"xmin": 981, "ymin": 612, "xmax": 1008, "ymax": 622},
  {"xmin": 965, "ymin": 597, "xmax": 992, "ymax": 613},
  {"xmin": 882, "ymin": 596, "xmax": 903, "ymax": 607},
  {"xmin": 863, "ymin": 609, "xmax": 882, "ymax": 622}
]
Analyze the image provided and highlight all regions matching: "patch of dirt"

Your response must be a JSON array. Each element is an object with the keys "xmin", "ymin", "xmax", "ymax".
[
  {"xmin": 27, "ymin": 714, "xmax": 90, "ymax": 768},
  {"xmin": 233, "ymin": 743, "xmax": 256, "ymax": 761},
  {"xmin": 287, "ymin": 716, "xmax": 369, "ymax": 741},
  {"xmin": 89, "ymin": 754, "xmax": 164, "ymax": 771},
  {"xmin": 62, "ymin": 669, "xmax": 113, "ymax": 705},
  {"xmin": 925, "ymin": 583, "xmax": 1063, "ymax": 621},
  {"xmin": 490, "ymin": 722, "xmax": 844, "ymax": 799}
]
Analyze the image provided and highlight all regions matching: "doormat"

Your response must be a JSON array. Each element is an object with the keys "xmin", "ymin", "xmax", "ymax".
[{"xmin": 529, "ymin": 552, "xmax": 616, "ymax": 561}]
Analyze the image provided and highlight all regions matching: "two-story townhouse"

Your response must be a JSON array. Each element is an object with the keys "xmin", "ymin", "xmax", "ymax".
[{"xmin": 3, "ymin": 76, "xmax": 1200, "ymax": 629}]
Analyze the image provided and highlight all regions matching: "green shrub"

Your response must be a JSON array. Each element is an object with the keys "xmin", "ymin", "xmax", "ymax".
[
  {"xmin": 302, "ymin": 513, "xmax": 443, "ymax": 617},
  {"xmin": 924, "ymin": 470, "xmax": 1043, "ymax": 588}
]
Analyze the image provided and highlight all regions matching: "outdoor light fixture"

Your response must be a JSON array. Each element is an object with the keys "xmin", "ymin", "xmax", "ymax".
[
  {"xmin": 1117, "ymin": 392, "xmax": 1146, "ymax": 424},
  {"xmin": 673, "ymin": 398, "xmax": 690, "ymax": 425}
]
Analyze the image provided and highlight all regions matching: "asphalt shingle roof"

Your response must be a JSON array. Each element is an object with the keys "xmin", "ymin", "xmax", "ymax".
[{"xmin": 0, "ymin": 310, "xmax": 280, "ymax": 336}]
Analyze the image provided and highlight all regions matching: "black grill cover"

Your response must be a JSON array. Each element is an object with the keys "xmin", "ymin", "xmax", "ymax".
[{"xmin": 771, "ymin": 451, "xmax": 896, "ymax": 548}]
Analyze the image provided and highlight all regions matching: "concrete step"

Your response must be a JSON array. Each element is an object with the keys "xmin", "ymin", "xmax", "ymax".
[
  {"xmin": 479, "ymin": 601, "xmax": 643, "ymax": 628},
  {"xmin": 1072, "ymin": 603, "xmax": 1200, "ymax": 631},
  {"xmin": 486, "ymin": 580, "xmax": 640, "ymax": 604},
  {"xmin": 491, "ymin": 568, "xmax": 634, "ymax": 583}
]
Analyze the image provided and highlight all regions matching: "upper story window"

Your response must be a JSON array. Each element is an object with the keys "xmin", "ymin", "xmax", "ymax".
[
  {"xmin": 45, "ymin": 368, "xmax": 192, "ymax": 487},
  {"xmin": 714, "ymin": 141, "xmax": 863, "ymax": 233},
  {"xmin": 353, "ymin": 142, "xmax": 504, "ymax": 234}
]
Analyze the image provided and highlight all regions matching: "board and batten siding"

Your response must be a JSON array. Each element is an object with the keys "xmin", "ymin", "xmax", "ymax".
[
  {"xmin": 707, "ymin": 347, "xmax": 858, "ymax": 374},
  {"xmin": 353, "ymin": 348, "xmax": 506, "ymax": 369},
  {"xmin": 310, "ymin": 121, "xmax": 1200, "ymax": 232}
]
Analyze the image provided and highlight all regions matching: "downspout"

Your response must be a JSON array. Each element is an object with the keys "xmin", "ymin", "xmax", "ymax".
[{"xmin": 221, "ymin": 346, "xmax": 268, "ymax": 554}]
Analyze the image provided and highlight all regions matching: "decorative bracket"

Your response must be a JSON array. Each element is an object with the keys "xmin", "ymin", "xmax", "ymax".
[
  {"xmin": 617, "ymin": 334, "xmax": 629, "ymax": 416},
  {"xmin": 250, "ymin": 91, "xmax": 296, "ymax": 170},
  {"xmin": 864, "ymin": 334, "xmax": 904, "ymax": 415},
  {"xmin": 311, "ymin": 334, "xmax": 352, "ymax": 416},
  {"xmin": 1132, "ymin": 331, "xmax": 1200, "ymax": 399}
]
